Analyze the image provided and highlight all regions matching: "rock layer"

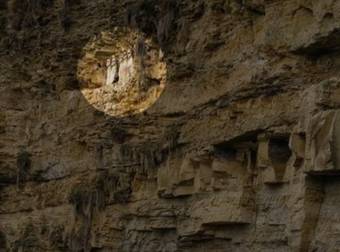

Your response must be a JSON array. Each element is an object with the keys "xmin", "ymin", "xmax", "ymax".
[{"xmin": 1, "ymin": 0, "xmax": 340, "ymax": 251}]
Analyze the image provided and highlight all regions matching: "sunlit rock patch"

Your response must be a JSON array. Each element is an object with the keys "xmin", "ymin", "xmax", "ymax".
[{"xmin": 77, "ymin": 28, "xmax": 166, "ymax": 116}]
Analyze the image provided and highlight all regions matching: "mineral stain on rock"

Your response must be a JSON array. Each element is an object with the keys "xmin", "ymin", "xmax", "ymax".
[{"xmin": 2, "ymin": 0, "xmax": 340, "ymax": 251}]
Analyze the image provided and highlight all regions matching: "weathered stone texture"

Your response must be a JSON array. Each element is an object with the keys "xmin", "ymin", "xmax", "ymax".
[{"xmin": 2, "ymin": 0, "xmax": 340, "ymax": 251}]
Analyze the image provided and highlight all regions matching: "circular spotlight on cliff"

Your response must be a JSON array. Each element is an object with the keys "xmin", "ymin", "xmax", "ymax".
[{"xmin": 77, "ymin": 28, "xmax": 166, "ymax": 116}]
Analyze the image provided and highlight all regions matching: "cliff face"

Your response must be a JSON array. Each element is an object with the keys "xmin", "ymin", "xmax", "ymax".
[{"xmin": 1, "ymin": 0, "xmax": 340, "ymax": 251}]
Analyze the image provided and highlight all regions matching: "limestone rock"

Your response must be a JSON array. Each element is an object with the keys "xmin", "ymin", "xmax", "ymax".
[
  {"xmin": 305, "ymin": 110, "xmax": 340, "ymax": 175},
  {"xmin": 2, "ymin": 0, "xmax": 340, "ymax": 251}
]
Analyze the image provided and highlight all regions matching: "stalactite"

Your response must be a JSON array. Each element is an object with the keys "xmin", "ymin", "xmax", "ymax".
[{"xmin": 16, "ymin": 150, "xmax": 31, "ymax": 189}]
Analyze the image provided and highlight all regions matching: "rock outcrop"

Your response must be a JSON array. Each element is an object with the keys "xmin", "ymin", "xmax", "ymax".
[{"xmin": 1, "ymin": 0, "xmax": 340, "ymax": 251}]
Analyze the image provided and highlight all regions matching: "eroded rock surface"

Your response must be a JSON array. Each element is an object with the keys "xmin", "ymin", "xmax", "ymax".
[{"xmin": 2, "ymin": 0, "xmax": 340, "ymax": 251}]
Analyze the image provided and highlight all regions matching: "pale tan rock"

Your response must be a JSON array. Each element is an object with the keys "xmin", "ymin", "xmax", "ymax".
[
  {"xmin": 189, "ymin": 190, "xmax": 254, "ymax": 226},
  {"xmin": 305, "ymin": 110, "xmax": 340, "ymax": 174}
]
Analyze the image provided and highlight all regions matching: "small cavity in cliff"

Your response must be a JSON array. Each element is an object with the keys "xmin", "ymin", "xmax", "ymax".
[{"xmin": 77, "ymin": 28, "xmax": 166, "ymax": 116}]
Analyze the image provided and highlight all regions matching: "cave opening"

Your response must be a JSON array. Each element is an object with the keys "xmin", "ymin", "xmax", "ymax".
[{"xmin": 268, "ymin": 137, "xmax": 292, "ymax": 181}]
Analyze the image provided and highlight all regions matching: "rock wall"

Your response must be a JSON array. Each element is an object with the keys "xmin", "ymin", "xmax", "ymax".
[{"xmin": 1, "ymin": 0, "xmax": 340, "ymax": 251}]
